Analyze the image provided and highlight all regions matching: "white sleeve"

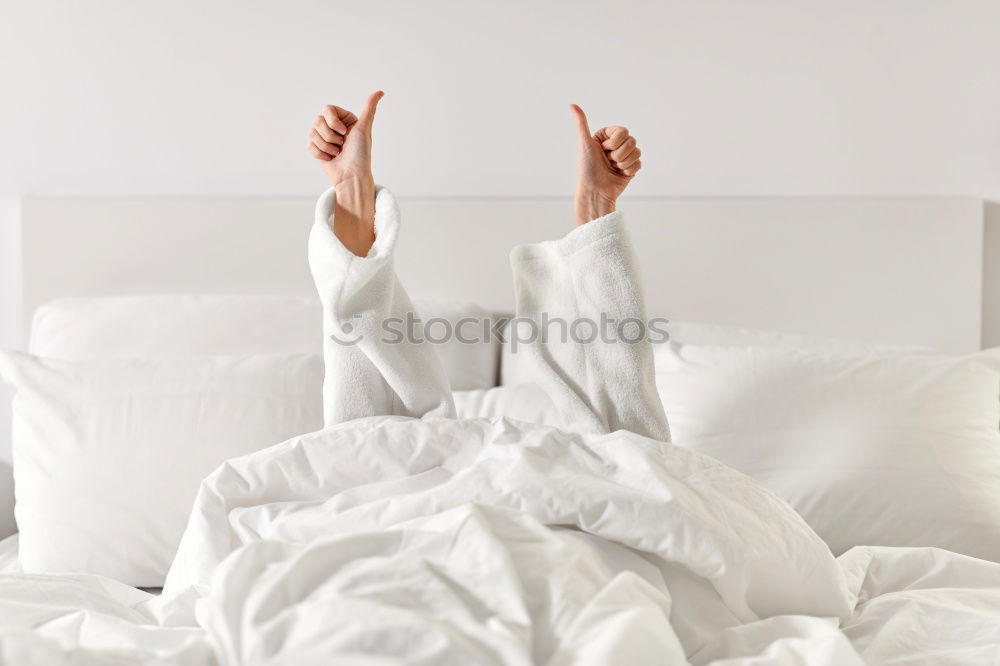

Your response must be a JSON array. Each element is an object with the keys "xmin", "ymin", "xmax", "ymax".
[
  {"xmin": 509, "ymin": 212, "xmax": 670, "ymax": 442},
  {"xmin": 308, "ymin": 186, "xmax": 455, "ymax": 426}
]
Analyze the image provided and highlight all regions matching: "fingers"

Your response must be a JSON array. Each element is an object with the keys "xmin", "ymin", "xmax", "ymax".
[
  {"xmin": 358, "ymin": 90, "xmax": 384, "ymax": 131},
  {"xmin": 620, "ymin": 159, "xmax": 641, "ymax": 177},
  {"xmin": 308, "ymin": 93, "xmax": 382, "ymax": 162},
  {"xmin": 307, "ymin": 141, "xmax": 333, "ymax": 162},
  {"xmin": 609, "ymin": 136, "xmax": 637, "ymax": 162},
  {"xmin": 617, "ymin": 150, "xmax": 641, "ymax": 170},
  {"xmin": 595, "ymin": 126, "xmax": 630, "ymax": 151},
  {"xmin": 611, "ymin": 146, "xmax": 641, "ymax": 176},
  {"xmin": 570, "ymin": 104, "xmax": 592, "ymax": 145},
  {"xmin": 310, "ymin": 103, "xmax": 357, "ymax": 160},
  {"xmin": 592, "ymin": 124, "xmax": 642, "ymax": 176},
  {"xmin": 322, "ymin": 105, "xmax": 356, "ymax": 135},
  {"xmin": 313, "ymin": 116, "xmax": 345, "ymax": 144},
  {"xmin": 309, "ymin": 128, "xmax": 341, "ymax": 158}
]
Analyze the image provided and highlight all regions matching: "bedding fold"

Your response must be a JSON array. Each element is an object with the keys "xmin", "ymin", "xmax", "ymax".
[{"xmin": 165, "ymin": 414, "xmax": 851, "ymax": 662}]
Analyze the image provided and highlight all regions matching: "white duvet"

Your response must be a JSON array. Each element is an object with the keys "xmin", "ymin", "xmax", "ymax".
[{"xmin": 1, "ymin": 416, "xmax": 999, "ymax": 664}]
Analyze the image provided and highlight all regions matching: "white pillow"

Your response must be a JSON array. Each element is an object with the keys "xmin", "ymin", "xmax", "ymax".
[
  {"xmin": 0, "ymin": 351, "xmax": 323, "ymax": 586},
  {"xmin": 500, "ymin": 319, "xmax": 925, "ymax": 386},
  {"xmin": 662, "ymin": 321, "xmax": 928, "ymax": 353},
  {"xmin": 30, "ymin": 294, "xmax": 498, "ymax": 391},
  {"xmin": 655, "ymin": 343, "xmax": 1000, "ymax": 561},
  {"xmin": 29, "ymin": 294, "xmax": 321, "ymax": 360},
  {"xmin": 413, "ymin": 299, "xmax": 500, "ymax": 391}
]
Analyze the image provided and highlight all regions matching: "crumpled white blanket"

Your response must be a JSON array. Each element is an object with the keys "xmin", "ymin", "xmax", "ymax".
[
  {"xmin": 170, "ymin": 415, "xmax": 848, "ymax": 662},
  {"xmin": 3, "ymin": 414, "xmax": 999, "ymax": 665}
]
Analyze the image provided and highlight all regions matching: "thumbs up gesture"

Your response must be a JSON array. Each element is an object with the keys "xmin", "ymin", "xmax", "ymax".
[
  {"xmin": 570, "ymin": 104, "xmax": 642, "ymax": 226},
  {"xmin": 308, "ymin": 91, "xmax": 384, "ymax": 256},
  {"xmin": 308, "ymin": 91, "xmax": 384, "ymax": 189}
]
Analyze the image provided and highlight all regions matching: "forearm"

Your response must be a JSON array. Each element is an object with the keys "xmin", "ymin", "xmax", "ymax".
[
  {"xmin": 333, "ymin": 176, "xmax": 377, "ymax": 257},
  {"xmin": 510, "ymin": 213, "xmax": 670, "ymax": 441},
  {"xmin": 309, "ymin": 186, "xmax": 456, "ymax": 424},
  {"xmin": 574, "ymin": 189, "xmax": 617, "ymax": 227}
]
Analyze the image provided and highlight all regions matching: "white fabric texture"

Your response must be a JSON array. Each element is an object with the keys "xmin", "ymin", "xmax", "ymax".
[
  {"xmin": 308, "ymin": 187, "xmax": 456, "ymax": 424},
  {"xmin": 412, "ymin": 298, "xmax": 501, "ymax": 390},
  {"xmin": 655, "ymin": 342, "xmax": 1000, "ymax": 561},
  {"xmin": 165, "ymin": 416, "xmax": 850, "ymax": 659},
  {"xmin": 29, "ymin": 294, "xmax": 322, "ymax": 359},
  {"xmin": 3, "ymin": 189, "xmax": 999, "ymax": 664},
  {"xmin": 454, "ymin": 383, "xmax": 568, "ymax": 429},
  {"xmin": 508, "ymin": 214, "xmax": 669, "ymax": 441},
  {"xmin": 0, "ymin": 534, "xmax": 19, "ymax": 574},
  {"xmin": 0, "ymin": 352, "xmax": 323, "ymax": 586},
  {"xmin": 4, "ymin": 291, "xmax": 495, "ymax": 552},
  {"xmin": 662, "ymin": 321, "xmax": 930, "ymax": 353},
  {"xmin": 838, "ymin": 546, "xmax": 1000, "ymax": 664},
  {"xmin": 500, "ymin": 317, "xmax": 928, "ymax": 386},
  {"xmin": 5, "ymin": 538, "xmax": 1000, "ymax": 664}
]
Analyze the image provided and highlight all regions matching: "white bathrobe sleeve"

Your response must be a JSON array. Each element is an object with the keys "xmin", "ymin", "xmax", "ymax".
[
  {"xmin": 509, "ymin": 212, "xmax": 671, "ymax": 442},
  {"xmin": 309, "ymin": 186, "xmax": 455, "ymax": 425}
]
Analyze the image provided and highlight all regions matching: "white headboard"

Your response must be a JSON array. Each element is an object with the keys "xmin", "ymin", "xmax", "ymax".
[{"xmin": 22, "ymin": 196, "xmax": 987, "ymax": 352}]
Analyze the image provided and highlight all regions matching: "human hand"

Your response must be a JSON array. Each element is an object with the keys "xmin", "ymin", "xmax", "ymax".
[
  {"xmin": 570, "ymin": 104, "xmax": 642, "ymax": 226},
  {"xmin": 308, "ymin": 91, "xmax": 384, "ymax": 190},
  {"xmin": 307, "ymin": 91, "xmax": 384, "ymax": 256}
]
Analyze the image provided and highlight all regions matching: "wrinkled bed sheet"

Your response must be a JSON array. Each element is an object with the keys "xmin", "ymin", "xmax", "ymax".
[{"xmin": 1, "ymin": 417, "xmax": 998, "ymax": 665}]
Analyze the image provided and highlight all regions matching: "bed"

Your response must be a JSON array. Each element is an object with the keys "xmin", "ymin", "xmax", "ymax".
[{"xmin": 1, "ymin": 196, "xmax": 1000, "ymax": 664}]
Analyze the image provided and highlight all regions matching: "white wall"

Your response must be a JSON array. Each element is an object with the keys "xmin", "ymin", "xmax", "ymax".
[{"xmin": 3, "ymin": 0, "xmax": 1000, "ymax": 346}]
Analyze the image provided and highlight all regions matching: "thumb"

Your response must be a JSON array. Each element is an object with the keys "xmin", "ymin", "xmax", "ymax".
[
  {"xmin": 359, "ymin": 90, "xmax": 384, "ymax": 131},
  {"xmin": 569, "ymin": 104, "xmax": 592, "ymax": 146}
]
